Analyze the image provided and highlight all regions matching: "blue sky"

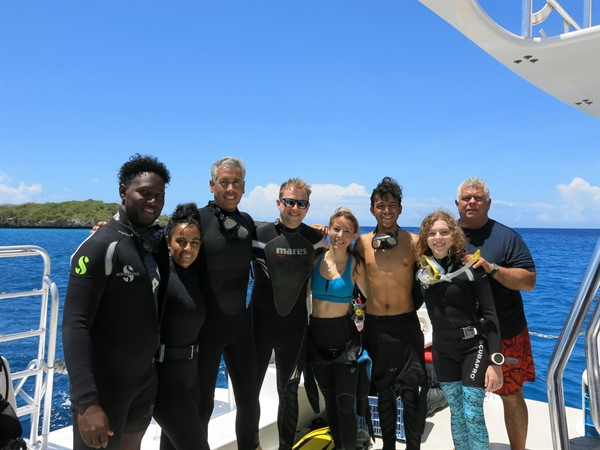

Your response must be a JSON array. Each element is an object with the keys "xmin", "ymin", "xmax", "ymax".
[{"xmin": 1, "ymin": 0, "xmax": 599, "ymax": 228}]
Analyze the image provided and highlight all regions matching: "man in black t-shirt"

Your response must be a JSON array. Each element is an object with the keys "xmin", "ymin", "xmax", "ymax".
[{"xmin": 456, "ymin": 177, "xmax": 536, "ymax": 450}]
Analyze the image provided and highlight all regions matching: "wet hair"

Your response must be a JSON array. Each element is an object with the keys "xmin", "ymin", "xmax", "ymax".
[
  {"xmin": 164, "ymin": 203, "xmax": 202, "ymax": 239},
  {"xmin": 328, "ymin": 206, "xmax": 359, "ymax": 233},
  {"xmin": 118, "ymin": 153, "xmax": 171, "ymax": 186},
  {"xmin": 370, "ymin": 176, "xmax": 403, "ymax": 206},
  {"xmin": 279, "ymin": 178, "xmax": 312, "ymax": 199},
  {"xmin": 416, "ymin": 210, "xmax": 466, "ymax": 262},
  {"xmin": 456, "ymin": 177, "xmax": 491, "ymax": 202},
  {"xmin": 210, "ymin": 157, "xmax": 246, "ymax": 182}
]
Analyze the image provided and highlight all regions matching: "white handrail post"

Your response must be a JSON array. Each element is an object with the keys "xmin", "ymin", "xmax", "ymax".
[{"xmin": 547, "ymin": 237, "xmax": 600, "ymax": 449}]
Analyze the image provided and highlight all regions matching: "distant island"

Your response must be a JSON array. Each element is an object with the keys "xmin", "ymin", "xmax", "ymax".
[
  {"xmin": 0, "ymin": 200, "xmax": 129, "ymax": 228},
  {"xmin": 0, "ymin": 200, "xmax": 268, "ymax": 228}
]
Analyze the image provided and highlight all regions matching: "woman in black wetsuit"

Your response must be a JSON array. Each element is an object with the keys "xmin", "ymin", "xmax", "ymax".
[
  {"xmin": 153, "ymin": 203, "xmax": 208, "ymax": 450},
  {"xmin": 415, "ymin": 210, "xmax": 502, "ymax": 450}
]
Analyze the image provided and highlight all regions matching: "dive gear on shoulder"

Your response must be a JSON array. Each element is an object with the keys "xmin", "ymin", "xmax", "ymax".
[{"xmin": 417, "ymin": 249, "xmax": 481, "ymax": 285}]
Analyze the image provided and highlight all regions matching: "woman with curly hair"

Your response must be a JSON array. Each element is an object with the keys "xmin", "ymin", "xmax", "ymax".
[{"xmin": 415, "ymin": 210, "xmax": 502, "ymax": 450}]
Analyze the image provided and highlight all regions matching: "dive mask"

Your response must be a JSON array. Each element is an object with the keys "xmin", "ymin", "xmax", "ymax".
[
  {"xmin": 213, "ymin": 204, "xmax": 249, "ymax": 240},
  {"xmin": 417, "ymin": 249, "xmax": 480, "ymax": 285},
  {"xmin": 371, "ymin": 232, "xmax": 398, "ymax": 249}
]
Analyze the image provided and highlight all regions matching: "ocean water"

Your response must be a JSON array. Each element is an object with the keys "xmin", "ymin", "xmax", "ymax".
[{"xmin": 0, "ymin": 226, "xmax": 599, "ymax": 433}]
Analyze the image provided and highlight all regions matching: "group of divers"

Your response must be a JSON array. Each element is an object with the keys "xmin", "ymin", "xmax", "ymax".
[{"xmin": 61, "ymin": 154, "xmax": 536, "ymax": 450}]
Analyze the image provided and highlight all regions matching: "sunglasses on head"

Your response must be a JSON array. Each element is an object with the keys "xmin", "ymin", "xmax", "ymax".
[{"xmin": 280, "ymin": 198, "xmax": 309, "ymax": 209}]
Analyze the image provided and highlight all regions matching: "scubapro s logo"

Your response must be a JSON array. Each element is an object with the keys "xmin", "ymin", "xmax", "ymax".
[
  {"xmin": 75, "ymin": 256, "xmax": 90, "ymax": 275},
  {"xmin": 122, "ymin": 265, "xmax": 135, "ymax": 283},
  {"xmin": 116, "ymin": 265, "xmax": 140, "ymax": 282}
]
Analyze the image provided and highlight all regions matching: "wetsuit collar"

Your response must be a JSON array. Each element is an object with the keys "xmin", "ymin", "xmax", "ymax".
[
  {"xmin": 116, "ymin": 206, "xmax": 163, "ymax": 252},
  {"xmin": 207, "ymin": 200, "xmax": 239, "ymax": 214},
  {"xmin": 274, "ymin": 218, "xmax": 301, "ymax": 233}
]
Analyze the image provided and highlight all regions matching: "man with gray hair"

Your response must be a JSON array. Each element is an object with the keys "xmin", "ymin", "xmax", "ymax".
[
  {"xmin": 455, "ymin": 177, "xmax": 536, "ymax": 450},
  {"xmin": 192, "ymin": 156, "xmax": 260, "ymax": 450}
]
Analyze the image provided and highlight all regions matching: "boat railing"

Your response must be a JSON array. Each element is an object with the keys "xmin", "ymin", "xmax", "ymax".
[
  {"xmin": 547, "ymin": 237, "xmax": 600, "ymax": 449},
  {"xmin": 522, "ymin": 0, "xmax": 594, "ymax": 37},
  {"xmin": 0, "ymin": 245, "xmax": 63, "ymax": 450}
]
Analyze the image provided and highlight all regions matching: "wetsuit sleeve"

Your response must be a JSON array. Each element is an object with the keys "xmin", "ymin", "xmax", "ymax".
[
  {"xmin": 473, "ymin": 273, "xmax": 501, "ymax": 354},
  {"xmin": 62, "ymin": 236, "xmax": 110, "ymax": 407},
  {"xmin": 412, "ymin": 265, "xmax": 424, "ymax": 310}
]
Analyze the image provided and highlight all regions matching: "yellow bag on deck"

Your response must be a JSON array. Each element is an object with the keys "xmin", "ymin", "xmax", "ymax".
[{"xmin": 292, "ymin": 426, "xmax": 335, "ymax": 450}]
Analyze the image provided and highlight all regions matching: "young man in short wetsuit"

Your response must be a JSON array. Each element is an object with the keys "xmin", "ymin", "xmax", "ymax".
[
  {"xmin": 250, "ymin": 178, "xmax": 326, "ymax": 450},
  {"xmin": 456, "ymin": 177, "xmax": 536, "ymax": 450},
  {"xmin": 63, "ymin": 154, "xmax": 171, "ymax": 450},
  {"xmin": 354, "ymin": 177, "xmax": 427, "ymax": 450},
  {"xmin": 191, "ymin": 157, "xmax": 261, "ymax": 450}
]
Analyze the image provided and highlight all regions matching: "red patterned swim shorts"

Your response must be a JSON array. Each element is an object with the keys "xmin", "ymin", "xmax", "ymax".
[{"xmin": 496, "ymin": 326, "xmax": 536, "ymax": 396}]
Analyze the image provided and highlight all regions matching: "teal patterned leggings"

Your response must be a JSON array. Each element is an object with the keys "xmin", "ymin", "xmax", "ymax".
[{"xmin": 439, "ymin": 381, "xmax": 488, "ymax": 450}]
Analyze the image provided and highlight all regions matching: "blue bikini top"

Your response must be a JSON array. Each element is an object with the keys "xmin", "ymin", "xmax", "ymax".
[{"xmin": 310, "ymin": 254, "xmax": 354, "ymax": 304}]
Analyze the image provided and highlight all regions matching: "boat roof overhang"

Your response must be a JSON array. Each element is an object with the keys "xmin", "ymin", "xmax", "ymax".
[{"xmin": 419, "ymin": 0, "xmax": 600, "ymax": 120}]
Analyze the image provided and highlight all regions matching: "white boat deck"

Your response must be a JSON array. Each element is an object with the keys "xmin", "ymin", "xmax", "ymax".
[{"xmin": 45, "ymin": 374, "xmax": 599, "ymax": 450}]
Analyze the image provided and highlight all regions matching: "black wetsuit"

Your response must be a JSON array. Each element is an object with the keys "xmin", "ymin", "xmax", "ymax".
[
  {"xmin": 418, "ymin": 261, "xmax": 500, "ymax": 386},
  {"xmin": 364, "ymin": 312, "xmax": 427, "ymax": 450},
  {"xmin": 153, "ymin": 262, "xmax": 208, "ymax": 450},
  {"xmin": 250, "ymin": 221, "xmax": 326, "ymax": 450},
  {"xmin": 309, "ymin": 254, "xmax": 362, "ymax": 450},
  {"xmin": 63, "ymin": 206, "xmax": 169, "ymax": 450},
  {"xmin": 418, "ymin": 260, "xmax": 501, "ymax": 450},
  {"xmin": 191, "ymin": 202, "xmax": 259, "ymax": 450},
  {"xmin": 309, "ymin": 316, "xmax": 361, "ymax": 450}
]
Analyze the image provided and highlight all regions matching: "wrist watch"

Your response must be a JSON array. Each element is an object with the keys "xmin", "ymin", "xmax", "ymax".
[
  {"xmin": 490, "ymin": 352, "xmax": 505, "ymax": 365},
  {"xmin": 489, "ymin": 263, "xmax": 500, "ymax": 277}
]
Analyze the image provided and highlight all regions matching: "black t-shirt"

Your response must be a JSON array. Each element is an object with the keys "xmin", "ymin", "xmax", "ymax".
[{"xmin": 463, "ymin": 219, "xmax": 536, "ymax": 339}]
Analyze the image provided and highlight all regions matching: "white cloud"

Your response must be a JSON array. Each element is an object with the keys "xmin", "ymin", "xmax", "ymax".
[
  {"xmin": 241, "ymin": 183, "xmax": 281, "ymax": 221},
  {"xmin": 555, "ymin": 178, "xmax": 600, "ymax": 225},
  {"xmin": 528, "ymin": 178, "xmax": 600, "ymax": 227},
  {"xmin": 0, "ymin": 173, "xmax": 44, "ymax": 204}
]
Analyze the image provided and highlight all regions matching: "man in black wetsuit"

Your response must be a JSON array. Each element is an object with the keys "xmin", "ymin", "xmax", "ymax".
[
  {"xmin": 63, "ymin": 154, "xmax": 171, "ymax": 450},
  {"xmin": 250, "ymin": 178, "xmax": 326, "ymax": 450},
  {"xmin": 191, "ymin": 156, "xmax": 260, "ymax": 450}
]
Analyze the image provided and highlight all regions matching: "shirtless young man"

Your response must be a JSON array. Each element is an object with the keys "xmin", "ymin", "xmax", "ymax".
[{"xmin": 354, "ymin": 177, "xmax": 427, "ymax": 450}]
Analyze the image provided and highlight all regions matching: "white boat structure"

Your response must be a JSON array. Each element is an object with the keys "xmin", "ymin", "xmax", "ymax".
[
  {"xmin": 1, "ymin": 2, "xmax": 600, "ymax": 449},
  {"xmin": 419, "ymin": 0, "xmax": 599, "ymax": 120}
]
